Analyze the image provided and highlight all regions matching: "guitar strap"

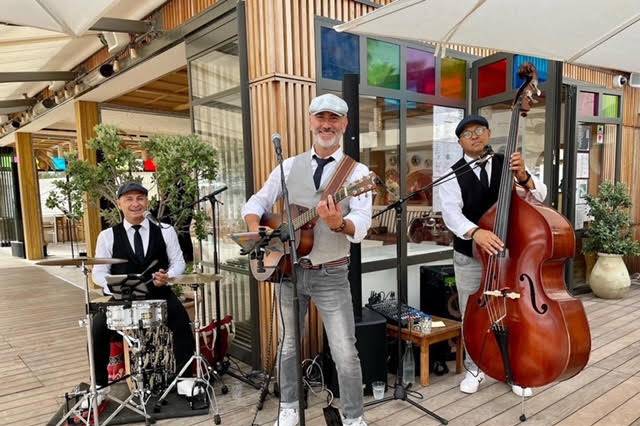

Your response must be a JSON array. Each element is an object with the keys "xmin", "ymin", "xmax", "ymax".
[{"xmin": 320, "ymin": 154, "xmax": 357, "ymax": 201}]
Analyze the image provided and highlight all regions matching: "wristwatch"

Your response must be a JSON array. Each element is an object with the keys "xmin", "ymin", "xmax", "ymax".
[
  {"xmin": 517, "ymin": 171, "xmax": 531, "ymax": 186},
  {"xmin": 330, "ymin": 219, "xmax": 346, "ymax": 233}
]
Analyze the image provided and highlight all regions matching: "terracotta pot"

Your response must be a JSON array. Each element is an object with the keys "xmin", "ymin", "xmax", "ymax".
[{"xmin": 589, "ymin": 253, "xmax": 631, "ymax": 299}]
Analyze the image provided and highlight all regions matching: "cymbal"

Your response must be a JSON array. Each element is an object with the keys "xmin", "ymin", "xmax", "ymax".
[
  {"xmin": 169, "ymin": 273, "xmax": 223, "ymax": 284},
  {"xmin": 36, "ymin": 257, "xmax": 128, "ymax": 266}
]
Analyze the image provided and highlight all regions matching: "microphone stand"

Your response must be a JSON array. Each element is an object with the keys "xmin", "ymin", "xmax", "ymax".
[
  {"xmin": 160, "ymin": 189, "xmax": 262, "ymax": 391},
  {"xmin": 364, "ymin": 148, "xmax": 494, "ymax": 425},
  {"xmin": 272, "ymin": 134, "xmax": 307, "ymax": 425}
]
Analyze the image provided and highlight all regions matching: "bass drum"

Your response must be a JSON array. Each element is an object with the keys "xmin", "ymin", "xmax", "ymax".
[{"xmin": 123, "ymin": 324, "xmax": 176, "ymax": 394}]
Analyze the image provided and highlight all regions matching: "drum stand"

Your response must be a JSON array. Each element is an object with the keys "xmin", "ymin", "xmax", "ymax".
[
  {"xmin": 102, "ymin": 333, "xmax": 155, "ymax": 425},
  {"xmin": 56, "ymin": 259, "xmax": 102, "ymax": 426},
  {"xmin": 155, "ymin": 283, "xmax": 221, "ymax": 424},
  {"xmin": 57, "ymin": 262, "xmax": 156, "ymax": 426}
]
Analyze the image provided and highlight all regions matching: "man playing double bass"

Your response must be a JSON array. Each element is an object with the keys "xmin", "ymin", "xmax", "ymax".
[{"xmin": 438, "ymin": 115, "xmax": 547, "ymax": 397}]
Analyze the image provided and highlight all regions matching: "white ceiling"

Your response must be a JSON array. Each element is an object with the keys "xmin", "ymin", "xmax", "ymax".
[
  {"xmin": 0, "ymin": 42, "xmax": 188, "ymax": 147},
  {"xmin": 0, "ymin": 0, "xmax": 168, "ymax": 101},
  {"xmin": 336, "ymin": 0, "xmax": 640, "ymax": 74}
]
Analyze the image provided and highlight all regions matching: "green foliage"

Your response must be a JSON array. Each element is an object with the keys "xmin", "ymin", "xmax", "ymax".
[
  {"xmin": 45, "ymin": 176, "xmax": 84, "ymax": 222},
  {"xmin": 582, "ymin": 181, "xmax": 640, "ymax": 256},
  {"xmin": 142, "ymin": 134, "xmax": 217, "ymax": 241},
  {"xmin": 58, "ymin": 125, "xmax": 143, "ymax": 225},
  {"xmin": 47, "ymin": 124, "xmax": 218, "ymax": 241}
]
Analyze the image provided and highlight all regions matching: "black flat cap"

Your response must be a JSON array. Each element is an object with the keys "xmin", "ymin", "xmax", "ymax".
[
  {"xmin": 117, "ymin": 182, "xmax": 148, "ymax": 198},
  {"xmin": 455, "ymin": 114, "xmax": 489, "ymax": 138}
]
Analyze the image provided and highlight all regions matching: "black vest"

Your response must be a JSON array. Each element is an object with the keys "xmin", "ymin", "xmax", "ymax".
[
  {"xmin": 110, "ymin": 222, "xmax": 169, "ymax": 277},
  {"xmin": 451, "ymin": 153, "xmax": 503, "ymax": 257}
]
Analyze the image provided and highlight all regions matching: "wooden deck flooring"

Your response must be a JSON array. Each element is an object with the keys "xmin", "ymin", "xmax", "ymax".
[{"xmin": 1, "ymin": 251, "xmax": 640, "ymax": 425}]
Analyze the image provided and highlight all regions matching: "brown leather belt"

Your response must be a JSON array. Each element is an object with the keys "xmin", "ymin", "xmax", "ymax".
[{"xmin": 298, "ymin": 257, "xmax": 350, "ymax": 270}]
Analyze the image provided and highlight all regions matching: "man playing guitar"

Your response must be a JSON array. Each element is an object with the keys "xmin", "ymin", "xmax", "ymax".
[{"xmin": 242, "ymin": 94, "xmax": 372, "ymax": 426}]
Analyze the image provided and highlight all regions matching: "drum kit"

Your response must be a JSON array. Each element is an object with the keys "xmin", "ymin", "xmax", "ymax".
[{"xmin": 36, "ymin": 257, "xmax": 224, "ymax": 426}]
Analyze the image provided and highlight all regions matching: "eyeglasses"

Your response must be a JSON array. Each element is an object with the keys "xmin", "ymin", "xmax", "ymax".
[{"xmin": 460, "ymin": 127, "xmax": 487, "ymax": 139}]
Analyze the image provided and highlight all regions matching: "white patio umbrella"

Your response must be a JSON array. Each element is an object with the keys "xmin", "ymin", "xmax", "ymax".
[
  {"xmin": 335, "ymin": 0, "xmax": 640, "ymax": 74},
  {"xmin": 0, "ymin": 0, "xmax": 118, "ymax": 36}
]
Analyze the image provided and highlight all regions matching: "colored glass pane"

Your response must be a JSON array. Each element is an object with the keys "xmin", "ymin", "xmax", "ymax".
[
  {"xmin": 406, "ymin": 48, "xmax": 435, "ymax": 95},
  {"xmin": 602, "ymin": 94, "xmax": 619, "ymax": 118},
  {"xmin": 143, "ymin": 159, "xmax": 156, "ymax": 172},
  {"xmin": 441, "ymin": 57, "xmax": 466, "ymax": 100},
  {"xmin": 578, "ymin": 91, "xmax": 598, "ymax": 116},
  {"xmin": 320, "ymin": 27, "xmax": 360, "ymax": 81},
  {"xmin": 478, "ymin": 59, "xmax": 507, "ymax": 98},
  {"xmin": 367, "ymin": 39, "xmax": 400, "ymax": 89},
  {"xmin": 52, "ymin": 156, "xmax": 66, "ymax": 171},
  {"xmin": 512, "ymin": 55, "xmax": 548, "ymax": 89}
]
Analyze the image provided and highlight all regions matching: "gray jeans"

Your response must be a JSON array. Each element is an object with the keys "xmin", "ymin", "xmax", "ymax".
[
  {"xmin": 453, "ymin": 250, "xmax": 483, "ymax": 374},
  {"xmin": 277, "ymin": 263, "xmax": 363, "ymax": 420}
]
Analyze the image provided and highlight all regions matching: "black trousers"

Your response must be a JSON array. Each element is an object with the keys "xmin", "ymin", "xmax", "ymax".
[{"xmin": 91, "ymin": 287, "xmax": 195, "ymax": 386}]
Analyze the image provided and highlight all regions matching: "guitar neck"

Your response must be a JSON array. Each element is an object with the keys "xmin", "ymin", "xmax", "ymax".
[{"xmin": 291, "ymin": 190, "xmax": 348, "ymax": 230}]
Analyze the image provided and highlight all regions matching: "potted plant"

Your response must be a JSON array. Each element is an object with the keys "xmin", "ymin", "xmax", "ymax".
[{"xmin": 583, "ymin": 181, "xmax": 640, "ymax": 298}]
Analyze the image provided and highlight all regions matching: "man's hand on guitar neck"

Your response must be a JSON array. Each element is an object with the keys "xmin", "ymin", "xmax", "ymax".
[{"xmin": 317, "ymin": 195, "xmax": 355, "ymax": 236}]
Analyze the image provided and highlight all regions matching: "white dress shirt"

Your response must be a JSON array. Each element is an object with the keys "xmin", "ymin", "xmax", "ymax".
[
  {"xmin": 438, "ymin": 154, "xmax": 547, "ymax": 240},
  {"xmin": 241, "ymin": 146, "xmax": 373, "ymax": 243},
  {"xmin": 92, "ymin": 218, "xmax": 186, "ymax": 294}
]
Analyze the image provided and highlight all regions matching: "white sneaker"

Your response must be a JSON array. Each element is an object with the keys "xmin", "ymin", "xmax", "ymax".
[
  {"xmin": 459, "ymin": 371, "xmax": 485, "ymax": 394},
  {"xmin": 512, "ymin": 385, "xmax": 533, "ymax": 397},
  {"xmin": 343, "ymin": 417, "xmax": 367, "ymax": 426},
  {"xmin": 274, "ymin": 408, "xmax": 299, "ymax": 426},
  {"xmin": 80, "ymin": 386, "xmax": 109, "ymax": 409}
]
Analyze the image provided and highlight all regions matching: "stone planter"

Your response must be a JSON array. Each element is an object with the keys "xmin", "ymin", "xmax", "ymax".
[{"xmin": 589, "ymin": 253, "xmax": 631, "ymax": 299}]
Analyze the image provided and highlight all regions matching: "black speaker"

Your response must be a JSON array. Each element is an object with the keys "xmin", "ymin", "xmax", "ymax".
[
  {"xmin": 323, "ymin": 307, "xmax": 387, "ymax": 397},
  {"xmin": 420, "ymin": 265, "xmax": 460, "ymax": 320}
]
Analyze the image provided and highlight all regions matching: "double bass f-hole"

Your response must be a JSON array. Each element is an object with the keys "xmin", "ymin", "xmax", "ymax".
[{"xmin": 520, "ymin": 273, "xmax": 548, "ymax": 315}]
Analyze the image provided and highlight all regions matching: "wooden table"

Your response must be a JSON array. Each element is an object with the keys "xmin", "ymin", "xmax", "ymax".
[{"xmin": 387, "ymin": 315, "xmax": 463, "ymax": 386}]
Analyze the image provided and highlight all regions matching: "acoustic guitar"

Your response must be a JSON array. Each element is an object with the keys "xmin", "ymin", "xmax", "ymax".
[{"xmin": 249, "ymin": 172, "xmax": 380, "ymax": 281}]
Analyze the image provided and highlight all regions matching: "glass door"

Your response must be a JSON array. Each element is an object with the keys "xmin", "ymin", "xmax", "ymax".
[
  {"xmin": 560, "ymin": 84, "xmax": 623, "ymax": 292},
  {"xmin": 188, "ymin": 24, "xmax": 257, "ymax": 364}
]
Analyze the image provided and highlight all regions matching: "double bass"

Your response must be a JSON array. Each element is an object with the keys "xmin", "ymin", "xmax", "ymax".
[{"xmin": 463, "ymin": 63, "xmax": 591, "ymax": 389}]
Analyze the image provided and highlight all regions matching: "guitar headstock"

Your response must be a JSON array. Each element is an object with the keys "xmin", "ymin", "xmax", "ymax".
[{"xmin": 338, "ymin": 172, "xmax": 381, "ymax": 199}]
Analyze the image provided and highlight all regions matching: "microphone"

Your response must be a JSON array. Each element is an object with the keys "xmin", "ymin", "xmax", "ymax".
[
  {"xmin": 144, "ymin": 211, "xmax": 161, "ymax": 226},
  {"xmin": 210, "ymin": 185, "xmax": 228, "ymax": 196},
  {"xmin": 477, "ymin": 145, "xmax": 494, "ymax": 165},
  {"xmin": 272, "ymin": 132, "xmax": 282, "ymax": 154}
]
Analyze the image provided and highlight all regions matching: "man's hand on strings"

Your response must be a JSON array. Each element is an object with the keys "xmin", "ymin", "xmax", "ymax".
[
  {"xmin": 472, "ymin": 229, "xmax": 505, "ymax": 256},
  {"xmin": 510, "ymin": 152, "xmax": 528, "ymax": 182},
  {"xmin": 317, "ymin": 195, "xmax": 343, "ymax": 229}
]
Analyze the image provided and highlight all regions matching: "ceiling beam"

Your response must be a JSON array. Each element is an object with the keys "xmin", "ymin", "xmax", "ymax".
[
  {"xmin": 0, "ymin": 99, "xmax": 37, "ymax": 108},
  {"xmin": 90, "ymin": 17, "xmax": 152, "ymax": 34},
  {"xmin": 0, "ymin": 71, "xmax": 75, "ymax": 83}
]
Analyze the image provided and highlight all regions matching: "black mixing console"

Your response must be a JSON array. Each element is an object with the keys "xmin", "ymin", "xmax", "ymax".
[{"xmin": 366, "ymin": 299, "xmax": 430, "ymax": 328}]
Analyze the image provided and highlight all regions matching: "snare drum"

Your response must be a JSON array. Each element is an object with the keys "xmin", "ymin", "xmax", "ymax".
[{"xmin": 106, "ymin": 299, "xmax": 167, "ymax": 330}]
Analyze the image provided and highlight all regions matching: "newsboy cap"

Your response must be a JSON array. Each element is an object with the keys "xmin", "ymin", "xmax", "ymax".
[
  {"xmin": 455, "ymin": 114, "xmax": 490, "ymax": 138},
  {"xmin": 309, "ymin": 94, "xmax": 349, "ymax": 116},
  {"xmin": 117, "ymin": 182, "xmax": 148, "ymax": 198}
]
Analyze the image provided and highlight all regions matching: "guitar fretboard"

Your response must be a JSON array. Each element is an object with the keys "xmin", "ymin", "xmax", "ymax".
[{"xmin": 291, "ymin": 188, "xmax": 348, "ymax": 230}]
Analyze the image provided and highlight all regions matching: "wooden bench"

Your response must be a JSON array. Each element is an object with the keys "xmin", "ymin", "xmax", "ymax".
[{"xmin": 387, "ymin": 315, "xmax": 463, "ymax": 386}]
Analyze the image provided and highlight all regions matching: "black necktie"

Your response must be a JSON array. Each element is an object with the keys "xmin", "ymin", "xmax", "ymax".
[
  {"xmin": 313, "ymin": 155, "xmax": 335, "ymax": 190},
  {"xmin": 478, "ymin": 161, "xmax": 489, "ymax": 189},
  {"xmin": 132, "ymin": 225, "xmax": 144, "ymax": 262}
]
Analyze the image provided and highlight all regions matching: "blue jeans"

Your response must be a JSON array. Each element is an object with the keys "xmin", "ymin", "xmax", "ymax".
[
  {"xmin": 277, "ymin": 263, "xmax": 363, "ymax": 420},
  {"xmin": 453, "ymin": 250, "xmax": 483, "ymax": 374}
]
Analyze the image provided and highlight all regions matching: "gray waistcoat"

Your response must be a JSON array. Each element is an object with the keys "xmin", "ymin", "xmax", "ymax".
[{"xmin": 287, "ymin": 150, "xmax": 351, "ymax": 265}]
